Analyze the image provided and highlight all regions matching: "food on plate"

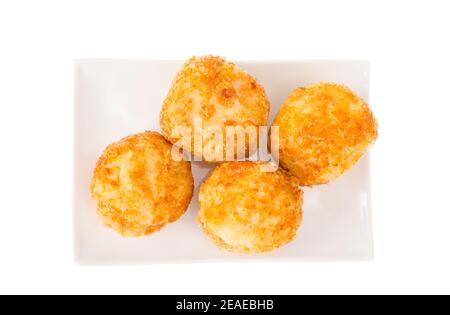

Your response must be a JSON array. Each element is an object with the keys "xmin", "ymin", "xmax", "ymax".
[
  {"xmin": 90, "ymin": 131, "xmax": 194, "ymax": 237},
  {"xmin": 198, "ymin": 161, "xmax": 303, "ymax": 253},
  {"xmin": 160, "ymin": 55, "xmax": 270, "ymax": 162},
  {"xmin": 271, "ymin": 82, "xmax": 377, "ymax": 186}
]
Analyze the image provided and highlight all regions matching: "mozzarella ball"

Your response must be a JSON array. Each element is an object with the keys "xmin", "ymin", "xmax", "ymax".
[
  {"xmin": 91, "ymin": 131, "xmax": 194, "ymax": 237},
  {"xmin": 271, "ymin": 82, "xmax": 377, "ymax": 186},
  {"xmin": 160, "ymin": 56, "xmax": 270, "ymax": 162},
  {"xmin": 198, "ymin": 162, "xmax": 303, "ymax": 253}
]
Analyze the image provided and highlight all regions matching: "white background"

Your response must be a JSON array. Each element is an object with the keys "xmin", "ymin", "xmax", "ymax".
[{"xmin": 0, "ymin": 0, "xmax": 449, "ymax": 295}]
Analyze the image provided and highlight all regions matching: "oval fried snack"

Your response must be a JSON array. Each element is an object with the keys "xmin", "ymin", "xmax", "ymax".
[
  {"xmin": 271, "ymin": 82, "xmax": 378, "ymax": 186},
  {"xmin": 90, "ymin": 131, "xmax": 194, "ymax": 237},
  {"xmin": 160, "ymin": 55, "xmax": 270, "ymax": 162},
  {"xmin": 198, "ymin": 162, "xmax": 303, "ymax": 253}
]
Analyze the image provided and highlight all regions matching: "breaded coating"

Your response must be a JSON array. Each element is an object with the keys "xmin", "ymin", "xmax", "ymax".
[
  {"xmin": 198, "ymin": 162, "xmax": 303, "ymax": 253},
  {"xmin": 90, "ymin": 131, "xmax": 194, "ymax": 237},
  {"xmin": 160, "ymin": 55, "xmax": 270, "ymax": 162},
  {"xmin": 271, "ymin": 82, "xmax": 378, "ymax": 186}
]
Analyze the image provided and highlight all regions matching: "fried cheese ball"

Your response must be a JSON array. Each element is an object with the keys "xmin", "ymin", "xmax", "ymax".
[
  {"xmin": 198, "ymin": 162, "xmax": 303, "ymax": 253},
  {"xmin": 90, "ymin": 131, "xmax": 194, "ymax": 237},
  {"xmin": 271, "ymin": 82, "xmax": 378, "ymax": 186},
  {"xmin": 160, "ymin": 56, "xmax": 270, "ymax": 162}
]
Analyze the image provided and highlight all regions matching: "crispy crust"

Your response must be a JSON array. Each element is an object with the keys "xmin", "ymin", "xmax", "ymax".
[
  {"xmin": 198, "ymin": 162, "xmax": 303, "ymax": 253},
  {"xmin": 90, "ymin": 131, "xmax": 194, "ymax": 237},
  {"xmin": 271, "ymin": 82, "xmax": 378, "ymax": 186},
  {"xmin": 160, "ymin": 55, "xmax": 270, "ymax": 162}
]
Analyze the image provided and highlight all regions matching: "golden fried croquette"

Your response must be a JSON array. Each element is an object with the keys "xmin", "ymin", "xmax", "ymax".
[
  {"xmin": 160, "ymin": 55, "xmax": 270, "ymax": 162},
  {"xmin": 90, "ymin": 131, "xmax": 194, "ymax": 237},
  {"xmin": 198, "ymin": 162, "xmax": 303, "ymax": 253},
  {"xmin": 271, "ymin": 82, "xmax": 378, "ymax": 186}
]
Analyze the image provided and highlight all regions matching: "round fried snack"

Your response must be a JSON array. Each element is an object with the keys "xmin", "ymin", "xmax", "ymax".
[
  {"xmin": 90, "ymin": 131, "xmax": 194, "ymax": 237},
  {"xmin": 160, "ymin": 55, "xmax": 270, "ymax": 162},
  {"xmin": 271, "ymin": 82, "xmax": 377, "ymax": 186},
  {"xmin": 198, "ymin": 162, "xmax": 303, "ymax": 253}
]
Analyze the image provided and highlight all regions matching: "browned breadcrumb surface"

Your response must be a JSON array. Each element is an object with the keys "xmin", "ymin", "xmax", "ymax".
[
  {"xmin": 160, "ymin": 55, "xmax": 270, "ymax": 162},
  {"xmin": 271, "ymin": 82, "xmax": 378, "ymax": 186},
  {"xmin": 90, "ymin": 131, "xmax": 194, "ymax": 237},
  {"xmin": 198, "ymin": 161, "xmax": 303, "ymax": 254}
]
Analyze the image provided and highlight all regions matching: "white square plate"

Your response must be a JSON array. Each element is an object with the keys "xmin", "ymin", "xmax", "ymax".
[{"xmin": 74, "ymin": 59, "xmax": 373, "ymax": 264}]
